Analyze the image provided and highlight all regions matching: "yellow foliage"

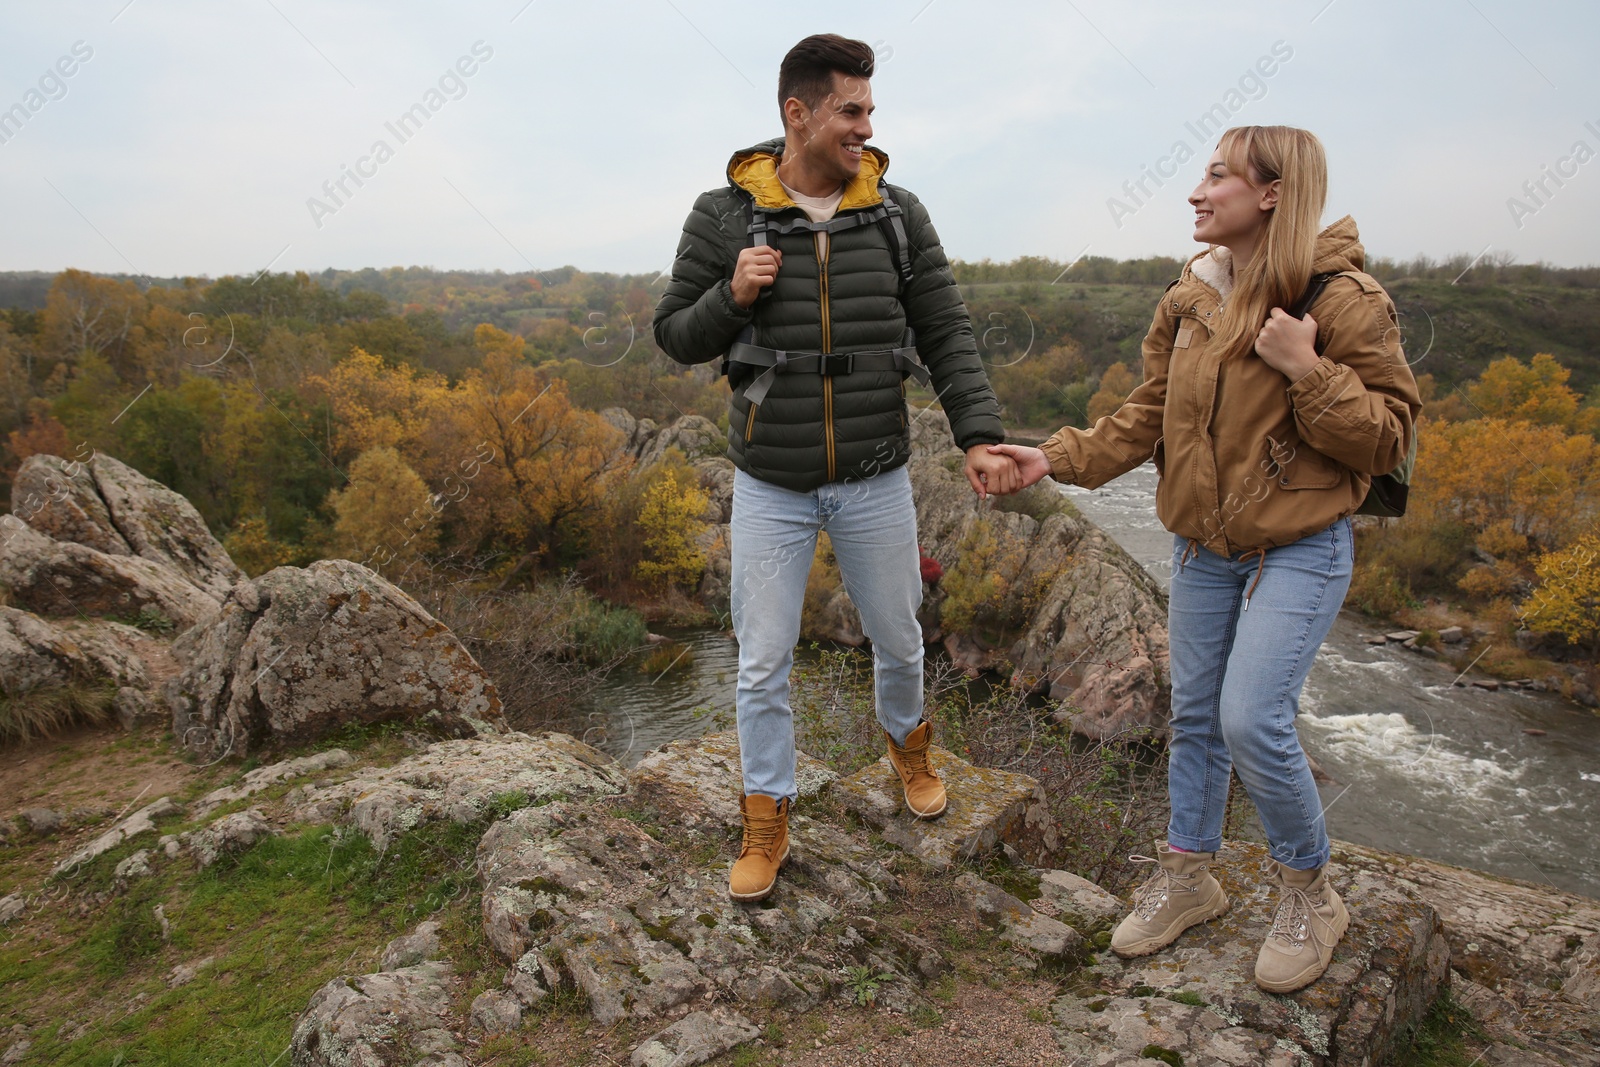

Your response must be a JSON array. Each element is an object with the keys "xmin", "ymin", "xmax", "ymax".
[
  {"xmin": 634, "ymin": 468, "xmax": 710, "ymax": 590},
  {"xmin": 1523, "ymin": 533, "xmax": 1600, "ymax": 650},
  {"xmin": 327, "ymin": 445, "xmax": 439, "ymax": 576},
  {"xmin": 1411, "ymin": 415, "xmax": 1599, "ymax": 549},
  {"xmin": 307, "ymin": 347, "xmax": 446, "ymax": 464},
  {"xmin": 223, "ymin": 516, "xmax": 297, "ymax": 577},
  {"xmin": 1465, "ymin": 353, "xmax": 1580, "ymax": 428},
  {"xmin": 431, "ymin": 350, "xmax": 629, "ymax": 570}
]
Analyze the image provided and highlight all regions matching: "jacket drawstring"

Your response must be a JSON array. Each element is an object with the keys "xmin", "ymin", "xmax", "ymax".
[
  {"xmin": 1240, "ymin": 547, "xmax": 1268, "ymax": 610},
  {"xmin": 1178, "ymin": 538, "xmax": 1199, "ymax": 572}
]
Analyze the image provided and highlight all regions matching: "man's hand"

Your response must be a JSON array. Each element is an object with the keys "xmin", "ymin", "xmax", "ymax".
[
  {"xmin": 984, "ymin": 443, "xmax": 1053, "ymax": 489},
  {"xmin": 964, "ymin": 444, "xmax": 1021, "ymax": 499},
  {"xmin": 731, "ymin": 246, "xmax": 783, "ymax": 308},
  {"xmin": 1255, "ymin": 308, "xmax": 1321, "ymax": 381}
]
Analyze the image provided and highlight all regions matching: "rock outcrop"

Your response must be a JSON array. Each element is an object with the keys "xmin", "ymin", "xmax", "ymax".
[
  {"xmin": 0, "ymin": 514, "xmax": 222, "ymax": 631},
  {"xmin": 164, "ymin": 559, "xmax": 507, "ymax": 761},
  {"xmin": 285, "ymin": 732, "xmax": 626, "ymax": 851},
  {"xmin": 267, "ymin": 730, "xmax": 1481, "ymax": 1066},
  {"xmin": 0, "ymin": 608, "xmax": 150, "ymax": 696},
  {"xmin": 12, "ymin": 453, "xmax": 244, "ymax": 600}
]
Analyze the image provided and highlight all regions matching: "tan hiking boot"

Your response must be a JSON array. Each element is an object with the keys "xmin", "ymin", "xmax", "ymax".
[
  {"xmin": 728, "ymin": 793, "xmax": 790, "ymax": 902},
  {"xmin": 885, "ymin": 719, "xmax": 947, "ymax": 818},
  {"xmin": 1255, "ymin": 859, "xmax": 1349, "ymax": 994},
  {"xmin": 1110, "ymin": 844, "xmax": 1230, "ymax": 958}
]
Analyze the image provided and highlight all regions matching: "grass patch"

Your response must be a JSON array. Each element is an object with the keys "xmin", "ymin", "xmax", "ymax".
[
  {"xmin": 1388, "ymin": 991, "xmax": 1489, "ymax": 1067},
  {"xmin": 0, "ymin": 682, "xmax": 119, "ymax": 746},
  {"xmin": 3, "ymin": 804, "xmax": 504, "ymax": 1066}
]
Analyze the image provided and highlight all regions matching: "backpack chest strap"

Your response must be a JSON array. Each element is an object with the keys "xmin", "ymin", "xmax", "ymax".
[{"xmin": 729, "ymin": 333, "xmax": 929, "ymax": 406}]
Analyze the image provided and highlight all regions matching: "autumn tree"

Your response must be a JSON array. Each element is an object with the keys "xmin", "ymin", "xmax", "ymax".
[
  {"xmin": 432, "ymin": 339, "xmax": 630, "ymax": 580},
  {"xmin": 1087, "ymin": 361, "xmax": 1138, "ymax": 424},
  {"xmin": 1523, "ymin": 533, "xmax": 1600, "ymax": 654},
  {"xmin": 634, "ymin": 467, "xmax": 710, "ymax": 591},
  {"xmin": 327, "ymin": 445, "xmax": 438, "ymax": 576},
  {"xmin": 40, "ymin": 269, "xmax": 147, "ymax": 379},
  {"xmin": 1411, "ymin": 416, "xmax": 1599, "ymax": 550},
  {"xmin": 1465, "ymin": 353, "xmax": 1583, "ymax": 429},
  {"xmin": 307, "ymin": 346, "xmax": 447, "ymax": 466}
]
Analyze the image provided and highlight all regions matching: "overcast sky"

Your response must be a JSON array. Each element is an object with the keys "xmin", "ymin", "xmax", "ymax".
[{"xmin": 3, "ymin": 1, "xmax": 1597, "ymax": 279}]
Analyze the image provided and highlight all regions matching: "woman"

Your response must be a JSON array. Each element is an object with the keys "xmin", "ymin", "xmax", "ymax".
[{"xmin": 990, "ymin": 125, "xmax": 1421, "ymax": 994}]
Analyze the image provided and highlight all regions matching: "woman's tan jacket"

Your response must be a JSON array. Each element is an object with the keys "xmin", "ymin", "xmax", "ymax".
[{"xmin": 1039, "ymin": 216, "xmax": 1423, "ymax": 556}]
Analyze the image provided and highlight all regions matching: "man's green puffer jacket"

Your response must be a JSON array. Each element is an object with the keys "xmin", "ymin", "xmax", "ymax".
[{"xmin": 652, "ymin": 137, "xmax": 1004, "ymax": 491}]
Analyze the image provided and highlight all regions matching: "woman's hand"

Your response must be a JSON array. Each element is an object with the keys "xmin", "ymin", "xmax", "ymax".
[
  {"xmin": 983, "ymin": 443, "xmax": 1053, "ymax": 490},
  {"xmin": 1255, "ymin": 308, "xmax": 1322, "ymax": 381}
]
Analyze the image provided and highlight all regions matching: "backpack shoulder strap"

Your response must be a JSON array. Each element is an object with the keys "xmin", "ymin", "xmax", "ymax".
[
  {"xmin": 876, "ymin": 180, "xmax": 915, "ymax": 299},
  {"xmin": 1286, "ymin": 272, "xmax": 1339, "ymax": 320}
]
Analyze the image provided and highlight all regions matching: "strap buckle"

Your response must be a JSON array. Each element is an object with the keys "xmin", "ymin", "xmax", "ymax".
[{"xmin": 820, "ymin": 352, "xmax": 853, "ymax": 376}]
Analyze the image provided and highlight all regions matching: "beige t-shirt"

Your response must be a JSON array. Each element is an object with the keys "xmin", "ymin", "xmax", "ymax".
[{"xmin": 779, "ymin": 178, "xmax": 845, "ymax": 258}]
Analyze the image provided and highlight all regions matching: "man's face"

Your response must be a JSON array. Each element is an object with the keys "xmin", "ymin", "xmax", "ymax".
[{"xmin": 787, "ymin": 71, "xmax": 874, "ymax": 181}]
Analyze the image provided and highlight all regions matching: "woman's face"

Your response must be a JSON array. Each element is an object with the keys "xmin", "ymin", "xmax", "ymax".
[{"xmin": 1188, "ymin": 149, "xmax": 1278, "ymax": 251}]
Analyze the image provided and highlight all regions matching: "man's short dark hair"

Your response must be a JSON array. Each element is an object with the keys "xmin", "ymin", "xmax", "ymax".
[{"xmin": 778, "ymin": 34, "xmax": 875, "ymax": 121}]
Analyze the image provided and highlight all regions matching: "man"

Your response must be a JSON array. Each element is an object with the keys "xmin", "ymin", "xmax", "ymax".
[{"xmin": 653, "ymin": 33, "xmax": 1017, "ymax": 902}]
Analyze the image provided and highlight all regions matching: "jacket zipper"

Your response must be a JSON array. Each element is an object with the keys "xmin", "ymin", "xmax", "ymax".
[
  {"xmin": 745, "ymin": 403, "xmax": 756, "ymax": 444},
  {"xmin": 818, "ymin": 232, "xmax": 835, "ymax": 481}
]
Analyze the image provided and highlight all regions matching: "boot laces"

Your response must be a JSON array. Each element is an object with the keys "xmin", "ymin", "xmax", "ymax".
[
  {"xmin": 1126, "ymin": 854, "xmax": 1197, "ymax": 919},
  {"xmin": 896, "ymin": 739, "xmax": 932, "ymax": 776},
  {"xmin": 1264, "ymin": 863, "xmax": 1335, "ymax": 948},
  {"xmin": 740, "ymin": 809, "xmax": 783, "ymax": 859}
]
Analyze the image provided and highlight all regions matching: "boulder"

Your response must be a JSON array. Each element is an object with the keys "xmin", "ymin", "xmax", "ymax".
[
  {"xmin": 0, "ymin": 895, "xmax": 24, "ymax": 925},
  {"xmin": 1033, "ymin": 867, "xmax": 1124, "ymax": 933},
  {"xmin": 20, "ymin": 807, "xmax": 64, "ymax": 835},
  {"xmin": 1051, "ymin": 840, "xmax": 1450, "ymax": 1066},
  {"xmin": 165, "ymin": 560, "xmax": 507, "ymax": 761},
  {"xmin": 290, "ymin": 961, "xmax": 466, "ymax": 1067},
  {"xmin": 472, "ymin": 732, "xmax": 938, "ymax": 1027},
  {"xmin": 957, "ymin": 871, "xmax": 1085, "ymax": 958},
  {"xmin": 468, "ymin": 988, "xmax": 522, "ymax": 1035},
  {"xmin": 286, "ymin": 732, "xmax": 626, "ymax": 852},
  {"xmin": 830, "ymin": 743, "xmax": 1061, "ymax": 868},
  {"xmin": 0, "ymin": 517, "xmax": 219, "ymax": 631},
  {"xmin": 630, "ymin": 1008, "xmax": 760, "ymax": 1067},
  {"xmin": 380, "ymin": 920, "xmax": 444, "ymax": 971},
  {"xmin": 13, "ymin": 453, "xmax": 244, "ymax": 601},
  {"xmin": 179, "ymin": 807, "xmax": 276, "ymax": 868}
]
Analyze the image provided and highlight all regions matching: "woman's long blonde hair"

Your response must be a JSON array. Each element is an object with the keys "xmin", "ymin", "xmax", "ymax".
[{"xmin": 1206, "ymin": 125, "xmax": 1328, "ymax": 362}]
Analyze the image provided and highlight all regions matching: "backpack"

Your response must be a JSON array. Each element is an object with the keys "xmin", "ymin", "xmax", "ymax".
[
  {"xmin": 720, "ymin": 180, "xmax": 928, "ymax": 404},
  {"xmin": 1286, "ymin": 273, "xmax": 1416, "ymax": 517}
]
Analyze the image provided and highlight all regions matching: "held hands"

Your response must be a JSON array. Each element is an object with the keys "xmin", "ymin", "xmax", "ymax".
[
  {"xmin": 731, "ymin": 246, "xmax": 783, "ymax": 308},
  {"xmin": 964, "ymin": 444, "xmax": 1022, "ymax": 500},
  {"xmin": 982, "ymin": 444, "xmax": 1053, "ymax": 492},
  {"xmin": 1255, "ymin": 308, "xmax": 1322, "ymax": 381}
]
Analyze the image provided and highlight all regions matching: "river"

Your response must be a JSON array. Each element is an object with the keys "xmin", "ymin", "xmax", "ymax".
[{"xmin": 578, "ymin": 462, "xmax": 1600, "ymax": 899}]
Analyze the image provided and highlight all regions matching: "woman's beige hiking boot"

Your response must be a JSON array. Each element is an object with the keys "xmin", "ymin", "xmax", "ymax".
[
  {"xmin": 728, "ymin": 794, "xmax": 790, "ymax": 903},
  {"xmin": 1110, "ymin": 844, "xmax": 1230, "ymax": 957},
  {"xmin": 885, "ymin": 719, "xmax": 947, "ymax": 818},
  {"xmin": 1255, "ymin": 859, "xmax": 1349, "ymax": 993}
]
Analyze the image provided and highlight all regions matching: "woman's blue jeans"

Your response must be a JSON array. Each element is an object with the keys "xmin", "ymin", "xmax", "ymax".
[
  {"xmin": 730, "ymin": 465, "xmax": 926, "ymax": 802},
  {"xmin": 1165, "ymin": 517, "xmax": 1352, "ymax": 871}
]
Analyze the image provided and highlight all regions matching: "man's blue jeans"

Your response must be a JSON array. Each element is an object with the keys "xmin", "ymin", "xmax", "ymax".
[
  {"xmin": 730, "ymin": 465, "xmax": 926, "ymax": 802},
  {"xmin": 1165, "ymin": 517, "xmax": 1352, "ymax": 871}
]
